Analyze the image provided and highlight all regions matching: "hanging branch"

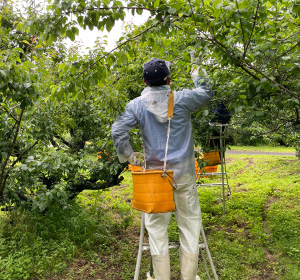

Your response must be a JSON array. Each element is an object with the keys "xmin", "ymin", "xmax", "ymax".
[
  {"xmin": 78, "ymin": 22, "xmax": 160, "ymax": 76},
  {"xmin": 6, "ymin": 140, "xmax": 39, "ymax": 176},
  {"xmin": 63, "ymin": 6, "xmax": 157, "ymax": 15},
  {"xmin": 245, "ymin": 63, "xmax": 300, "ymax": 100},
  {"xmin": 0, "ymin": 104, "xmax": 18, "ymax": 122},
  {"xmin": 273, "ymin": 41, "xmax": 300, "ymax": 61},
  {"xmin": 243, "ymin": 0, "xmax": 260, "ymax": 60},
  {"xmin": 187, "ymin": 0, "xmax": 198, "ymax": 28},
  {"xmin": 235, "ymin": 0, "xmax": 246, "ymax": 56}
]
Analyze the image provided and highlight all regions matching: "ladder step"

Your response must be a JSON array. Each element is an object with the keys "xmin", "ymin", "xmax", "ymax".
[
  {"xmin": 197, "ymin": 183, "xmax": 229, "ymax": 187},
  {"xmin": 197, "ymin": 172, "xmax": 226, "ymax": 176},
  {"xmin": 142, "ymin": 242, "xmax": 206, "ymax": 251}
]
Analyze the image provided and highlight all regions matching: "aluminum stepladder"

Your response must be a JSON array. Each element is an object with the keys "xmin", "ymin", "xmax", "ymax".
[
  {"xmin": 133, "ymin": 212, "xmax": 219, "ymax": 280},
  {"xmin": 196, "ymin": 123, "xmax": 231, "ymax": 213}
]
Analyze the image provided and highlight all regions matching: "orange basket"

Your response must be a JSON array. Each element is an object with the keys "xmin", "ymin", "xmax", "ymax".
[
  {"xmin": 195, "ymin": 159, "xmax": 218, "ymax": 179},
  {"xmin": 127, "ymin": 164, "xmax": 143, "ymax": 171},
  {"xmin": 131, "ymin": 169, "xmax": 175, "ymax": 214}
]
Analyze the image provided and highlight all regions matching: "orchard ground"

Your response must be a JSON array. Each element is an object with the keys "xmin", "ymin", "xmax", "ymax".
[{"xmin": 0, "ymin": 146, "xmax": 299, "ymax": 280}]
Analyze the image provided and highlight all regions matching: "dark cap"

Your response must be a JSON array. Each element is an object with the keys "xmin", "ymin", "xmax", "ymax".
[{"xmin": 143, "ymin": 58, "xmax": 170, "ymax": 86}]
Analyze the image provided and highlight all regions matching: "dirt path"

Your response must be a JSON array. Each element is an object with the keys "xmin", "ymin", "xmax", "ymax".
[{"xmin": 226, "ymin": 150, "xmax": 295, "ymax": 156}]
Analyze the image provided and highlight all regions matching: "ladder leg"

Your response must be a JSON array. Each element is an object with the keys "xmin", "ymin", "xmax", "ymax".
[
  {"xmin": 146, "ymin": 258, "xmax": 153, "ymax": 278},
  {"xmin": 150, "ymin": 258, "xmax": 154, "ymax": 277},
  {"xmin": 200, "ymin": 227, "xmax": 219, "ymax": 280},
  {"xmin": 134, "ymin": 213, "xmax": 145, "ymax": 280},
  {"xmin": 224, "ymin": 156, "xmax": 231, "ymax": 196},
  {"xmin": 220, "ymin": 126, "xmax": 226, "ymax": 213},
  {"xmin": 200, "ymin": 248, "xmax": 212, "ymax": 280},
  {"xmin": 222, "ymin": 126, "xmax": 231, "ymax": 196}
]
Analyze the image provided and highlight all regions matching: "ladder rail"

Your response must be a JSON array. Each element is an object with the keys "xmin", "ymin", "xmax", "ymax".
[
  {"xmin": 196, "ymin": 123, "xmax": 230, "ymax": 213},
  {"xmin": 134, "ymin": 213, "xmax": 145, "ymax": 280}
]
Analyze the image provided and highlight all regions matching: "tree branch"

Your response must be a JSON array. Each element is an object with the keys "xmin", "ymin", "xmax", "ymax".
[
  {"xmin": 273, "ymin": 41, "xmax": 300, "ymax": 61},
  {"xmin": 78, "ymin": 22, "xmax": 160, "ymax": 76},
  {"xmin": 65, "ymin": 6, "xmax": 156, "ymax": 15},
  {"xmin": 245, "ymin": 63, "xmax": 300, "ymax": 100},
  {"xmin": 235, "ymin": 0, "xmax": 246, "ymax": 56},
  {"xmin": 243, "ymin": 0, "xmax": 260, "ymax": 59},
  {"xmin": 0, "ymin": 110, "xmax": 23, "ymax": 196},
  {"xmin": 9, "ymin": 140, "xmax": 39, "ymax": 171},
  {"xmin": 0, "ymin": 104, "xmax": 18, "ymax": 122},
  {"xmin": 188, "ymin": 0, "xmax": 198, "ymax": 28},
  {"xmin": 1, "ymin": 140, "xmax": 39, "ymax": 198},
  {"xmin": 54, "ymin": 135, "xmax": 71, "ymax": 148}
]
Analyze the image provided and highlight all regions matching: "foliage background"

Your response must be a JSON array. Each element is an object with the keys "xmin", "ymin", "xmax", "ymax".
[{"xmin": 0, "ymin": 0, "xmax": 300, "ymax": 278}]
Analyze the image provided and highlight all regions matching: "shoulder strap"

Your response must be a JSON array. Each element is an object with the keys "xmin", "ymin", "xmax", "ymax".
[
  {"xmin": 163, "ymin": 90, "xmax": 174, "ymax": 176},
  {"xmin": 167, "ymin": 90, "xmax": 174, "ymax": 119}
]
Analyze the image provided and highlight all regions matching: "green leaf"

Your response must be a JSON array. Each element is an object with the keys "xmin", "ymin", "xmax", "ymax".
[
  {"xmin": 106, "ymin": 19, "xmax": 113, "ymax": 32},
  {"xmin": 168, "ymin": 8, "xmax": 177, "ymax": 14},
  {"xmin": 148, "ymin": 37, "xmax": 156, "ymax": 47},
  {"xmin": 154, "ymin": 0, "xmax": 160, "ymax": 9},
  {"xmin": 79, "ymin": 1, "xmax": 86, "ymax": 9},
  {"xmin": 0, "ymin": 69, "xmax": 7, "ymax": 78},
  {"xmin": 70, "ymin": 66, "xmax": 76, "ymax": 75},
  {"xmin": 66, "ymin": 30, "xmax": 75, "ymax": 41},
  {"xmin": 59, "ymin": 63, "xmax": 67, "ymax": 71},
  {"xmin": 120, "ymin": 54, "xmax": 128, "ymax": 64},
  {"xmin": 161, "ymin": 25, "xmax": 168, "ymax": 34},
  {"xmin": 114, "ymin": 1, "xmax": 123, "ymax": 7},
  {"xmin": 224, "ymin": 4, "xmax": 234, "ymax": 11},
  {"xmin": 21, "ymin": 40, "xmax": 31, "ymax": 45},
  {"xmin": 16, "ymin": 22, "xmax": 25, "ymax": 32},
  {"xmin": 34, "ymin": 44, "xmax": 43, "ymax": 49},
  {"xmin": 293, "ymin": 4, "xmax": 300, "ymax": 16}
]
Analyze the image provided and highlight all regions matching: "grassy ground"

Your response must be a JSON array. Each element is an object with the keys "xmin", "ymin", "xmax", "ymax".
[
  {"xmin": 228, "ymin": 145, "xmax": 296, "ymax": 153},
  {"xmin": 0, "ymin": 149, "xmax": 299, "ymax": 280}
]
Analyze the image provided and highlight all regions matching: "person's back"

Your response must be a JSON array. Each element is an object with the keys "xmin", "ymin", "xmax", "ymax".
[
  {"xmin": 119, "ymin": 79, "xmax": 213, "ymax": 185},
  {"xmin": 112, "ymin": 58, "xmax": 214, "ymax": 280}
]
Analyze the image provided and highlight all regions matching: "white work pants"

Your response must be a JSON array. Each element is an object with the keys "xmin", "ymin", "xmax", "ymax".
[{"xmin": 145, "ymin": 182, "xmax": 202, "ymax": 255}]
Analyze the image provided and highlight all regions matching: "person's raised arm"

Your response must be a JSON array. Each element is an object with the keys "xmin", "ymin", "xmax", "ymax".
[{"xmin": 177, "ymin": 51, "xmax": 214, "ymax": 112}]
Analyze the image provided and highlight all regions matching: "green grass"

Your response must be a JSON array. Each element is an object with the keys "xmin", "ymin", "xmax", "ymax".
[
  {"xmin": 0, "ymin": 152, "xmax": 299, "ymax": 279},
  {"xmin": 228, "ymin": 145, "xmax": 296, "ymax": 153}
]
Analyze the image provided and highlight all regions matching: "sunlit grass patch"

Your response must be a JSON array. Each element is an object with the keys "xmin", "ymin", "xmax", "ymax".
[{"xmin": 228, "ymin": 145, "xmax": 296, "ymax": 153}]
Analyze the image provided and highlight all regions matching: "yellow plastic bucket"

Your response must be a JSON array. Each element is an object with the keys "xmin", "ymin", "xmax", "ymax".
[{"xmin": 131, "ymin": 169, "xmax": 175, "ymax": 214}]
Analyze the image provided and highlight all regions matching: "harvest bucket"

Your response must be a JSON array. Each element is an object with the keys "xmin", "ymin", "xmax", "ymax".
[
  {"xmin": 195, "ymin": 159, "xmax": 218, "ymax": 179},
  {"xmin": 203, "ymin": 150, "xmax": 221, "ymax": 166},
  {"xmin": 131, "ymin": 169, "xmax": 175, "ymax": 214}
]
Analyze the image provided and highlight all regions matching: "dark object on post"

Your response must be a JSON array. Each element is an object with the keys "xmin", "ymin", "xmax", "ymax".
[{"xmin": 210, "ymin": 103, "xmax": 232, "ymax": 124}]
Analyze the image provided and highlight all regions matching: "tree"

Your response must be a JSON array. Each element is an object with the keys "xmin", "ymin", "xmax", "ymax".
[{"xmin": 0, "ymin": 1, "xmax": 129, "ymax": 210}]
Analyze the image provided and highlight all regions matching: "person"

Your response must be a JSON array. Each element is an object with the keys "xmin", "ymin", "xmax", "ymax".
[{"xmin": 111, "ymin": 57, "xmax": 214, "ymax": 280}]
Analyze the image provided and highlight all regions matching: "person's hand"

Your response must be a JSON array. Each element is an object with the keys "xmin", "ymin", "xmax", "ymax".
[
  {"xmin": 129, "ymin": 152, "xmax": 145, "ymax": 166},
  {"xmin": 190, "ymin": 50, "xmax": 203, "ymax": 64},
  {"xmin": 190, "ymin": 51, "xmax": 203, "ymax": 77}
]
